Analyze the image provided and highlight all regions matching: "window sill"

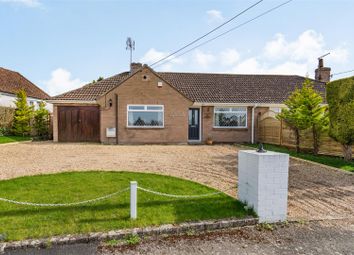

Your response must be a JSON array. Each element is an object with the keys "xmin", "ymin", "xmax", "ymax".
[
  {"xmin": 126, "ymin": 126, "xmax": 165, "ymax": 130},
  {"xmin": 212, "ymin": 127, "xmax": 248, "ymax": 131}
]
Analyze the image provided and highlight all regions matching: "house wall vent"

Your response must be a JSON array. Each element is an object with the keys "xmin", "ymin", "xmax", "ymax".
[{"xmin": 142, "ymin": 75, "xmax": 150, "ymax": 81}]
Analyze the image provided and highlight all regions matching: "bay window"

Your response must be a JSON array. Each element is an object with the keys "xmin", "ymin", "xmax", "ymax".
[
  {"xmin": 214, "ymin": 107, "xmax": 247, "ymax": 128},
  {"xmin": 127, "ymin": 105, "xmax": 164, "ymax": 128}
]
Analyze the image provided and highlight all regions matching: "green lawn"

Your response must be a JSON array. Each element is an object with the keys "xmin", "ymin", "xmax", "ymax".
[
  {"xmin": 244, "ymin": 143, "xmax": 354, "ymax": 172},
  {"xmin": 0, "ymin": 136, "xmax": 31, "ymax": 144},
  {"xmin": 0, "ymin": 171, "xmax": 251, "ymax": 241}
]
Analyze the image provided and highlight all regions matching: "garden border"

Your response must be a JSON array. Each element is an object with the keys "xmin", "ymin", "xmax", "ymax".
[
  {"xmin": 289, "ymin": 156, "xmax": 353, "ymax": 175},
  {"xmin": 237, "ymin": 144, "xmax": 353, "ymax": 175},
  {"xmin": 0, "ymin": 140, "xmax": 32, "ymax": 146},
  {"xmin": 0, "ymin": 217, "xmax": 258, "ymax": 253}
]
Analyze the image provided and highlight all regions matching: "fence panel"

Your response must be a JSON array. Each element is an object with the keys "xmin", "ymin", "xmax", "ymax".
[{"xmin": 257, "ymin": 113, "xmax": 343, "ymax": 157}]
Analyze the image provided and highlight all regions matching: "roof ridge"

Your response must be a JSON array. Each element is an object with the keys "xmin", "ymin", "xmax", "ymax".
[
  {"xmin": 158, "ymin": 71, "xmax": 301, "ymax": 77},
  {"xmin": 51, "ymin": 71, "xmax": 131, "ymax": 99}
]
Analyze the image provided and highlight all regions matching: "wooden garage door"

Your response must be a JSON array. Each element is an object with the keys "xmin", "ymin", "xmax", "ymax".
[{"xmin": 58, "ymin": 106, "xmax": 100, "ymax": 142}]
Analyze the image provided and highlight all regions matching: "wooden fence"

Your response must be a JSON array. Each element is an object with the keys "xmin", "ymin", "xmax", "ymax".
[
  {"xmin": 0, "ymin": 106, "xmax": 15, "ymax": 129},
  {"xmin": 256, "ymin": 111, "xmax": 343, "ymax": 157}
]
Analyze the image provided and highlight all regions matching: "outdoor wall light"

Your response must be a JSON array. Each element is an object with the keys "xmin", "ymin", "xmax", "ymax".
[{"xmin": 108, "ymin": 99, "xmax": 113, "ymax": 107}]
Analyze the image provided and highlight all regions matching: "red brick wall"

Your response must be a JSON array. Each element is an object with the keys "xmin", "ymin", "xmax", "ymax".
[
  {"xmin": 201, "ymin": 106, "xmax": 253, "ymax": 143},
  {"xmin": 97, "ymin": 67, "xmax": 193, "ymax": 144}
]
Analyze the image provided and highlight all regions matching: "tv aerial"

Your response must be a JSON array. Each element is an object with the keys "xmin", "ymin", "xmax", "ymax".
[{"xmin": 126, "ymin": 37, "xmax": 135, "ymax": 65}]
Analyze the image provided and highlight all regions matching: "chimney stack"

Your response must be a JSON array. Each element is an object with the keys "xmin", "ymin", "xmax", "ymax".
[
  {"xmin": 315, "ymin": 58, "xmax": 331, "ymax": 82},
  {"xmin": 130, "ymin": 62, "xmax": 142, "ymax": 74}
]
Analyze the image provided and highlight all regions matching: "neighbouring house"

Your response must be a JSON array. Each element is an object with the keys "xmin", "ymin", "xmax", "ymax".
[
  {"xmin": 0, "ymin": 67, "xmax": 52, "ymax": 111},
  {"xmin": 48, "ymin": 60, "xmax": 330, "ymax": 144}
]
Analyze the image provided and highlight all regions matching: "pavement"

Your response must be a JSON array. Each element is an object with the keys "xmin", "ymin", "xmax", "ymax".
[
  {"xmin": 5, "ymin": 219, "xmax": 354, "ymax": 255},
  {"xmin": 4, "ymin": 242, "xmax": 98, "ymax": 255}
]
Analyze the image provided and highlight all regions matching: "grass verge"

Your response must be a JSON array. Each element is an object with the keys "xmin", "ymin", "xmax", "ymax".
[
  {"xmin": 244, "ymin": 143, "xmax": 353, "ymax": 172},
  {"xmin": 0, "ymin": 171, "xmax": 252, "ymax": 241},
  {"xmin": 0, "ymin": 136, "xmax": 31, "ymax": 144}
]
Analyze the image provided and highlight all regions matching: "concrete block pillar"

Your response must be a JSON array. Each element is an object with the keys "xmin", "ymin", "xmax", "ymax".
[{"xmin": 238, "ymin": 150, "xmax": 289, "ymax": 223}]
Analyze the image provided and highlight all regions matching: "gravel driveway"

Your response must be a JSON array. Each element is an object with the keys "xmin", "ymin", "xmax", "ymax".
[{"xmin": 0, "ymin": 141, "xmax": 353, "ymax": 220}]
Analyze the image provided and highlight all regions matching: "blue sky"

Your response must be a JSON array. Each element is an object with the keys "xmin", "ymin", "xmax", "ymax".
[{"xmin": 0, "ymin": 0, "xmax": 353, "ymax": 96}]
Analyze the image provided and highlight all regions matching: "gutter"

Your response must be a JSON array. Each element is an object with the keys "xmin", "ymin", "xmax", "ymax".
[
  {"xmin": 46, "ymin": 100, "xmax": 98, "ymax": 105},
  {"xmin": 192, "ymin": 102, "xmax": 286, "ymax": 108}
]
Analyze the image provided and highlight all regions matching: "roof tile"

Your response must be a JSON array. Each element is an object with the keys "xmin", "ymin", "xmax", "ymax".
[
  {"xmin": 0, "ymin": 67, "xmax": 49, "ymax": 99},
  {"xmin": 50, "ymin": 69, "xmax": 326, "ymax": 104}
]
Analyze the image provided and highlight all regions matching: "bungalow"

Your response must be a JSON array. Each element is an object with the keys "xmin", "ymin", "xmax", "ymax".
[
  {"xmin": 0, "ymin": 67, "xmax": 51, "ymax": 111},
  {"xmin": 48, "ymin": 60, "xmax": 329, "ymax": 144}
]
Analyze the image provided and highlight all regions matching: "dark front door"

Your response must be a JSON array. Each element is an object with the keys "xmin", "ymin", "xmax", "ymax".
[
  {"xmin": 188, "ymin": 108, "xmax": 200, "ymax": 140},
  {"xmin": 58, "ymin": 106, "xmax": 100, "ymax": 142}
]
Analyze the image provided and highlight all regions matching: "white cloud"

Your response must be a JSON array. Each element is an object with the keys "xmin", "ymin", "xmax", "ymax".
[
  {"xmin": 264, "ymin": 30, "xmax": 349, "ymax": 64},
  {"xmin": 327, "ymin": 46, "xmax": 349, "ymax": 63},
  {"xmin": 193, "ymin": 50, "xmax": 216, "ymax": 68},
  {"xmin": 139, "ymin": 48, "xmax": 183, "ymax": 71},
  {"xmin": 206, "ymin": 9, "xmax": 224, "ymax": 23},
  {"xmin": 142, "ymin": 30, "xmax": 349, "ymax": 77},
  {"xmin": 43, "ymin": 68, "xmax": 86, "ymax": 96},
  {"xmin": 230, "ymin": 30, "xmax": 350, "ymax": 77},
  {"xmin": 231, "ymin": 58, "xmax": 262, "ymax": 74},
  {"xmin": 263, "ymin": 33, "xmax": 288, "ymax": 60},
  {"xmin": 231, "ymin": 58, "xmax": 308, "ymax": 76},
  {"xmin": 0, "ymin": 0, "xmax": 41, "ymax": 7},
  {"xmin": 220, "ymin": 49, "xmax": 240, "ymax": 66}
]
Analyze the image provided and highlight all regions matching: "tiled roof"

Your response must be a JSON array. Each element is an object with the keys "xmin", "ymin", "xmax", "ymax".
[
  {"xmin": 0, "ymin": 67, "xmax": 49, "ymax": 99},
  {"xmin": 50, "ymin": 69, "xmax": 326, "ymax": 104},
  {"xmin": 159, "ymin": 72, "xmax": 326, "ymax": 104},
  {"xmin": 51, "ymin": 72, "xmax": 130, "ymax": 101}
]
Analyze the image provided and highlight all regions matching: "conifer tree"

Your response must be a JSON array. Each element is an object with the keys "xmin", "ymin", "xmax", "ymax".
[
  {"xmin": 34, "ymin": 101, "xmax": 50, "ymax": 139},
  {"xmin": 12, "ymin": 89, "xmax": 33, "ymax": 136},
  {"xmin": 277, "ymin": 79, "xmax": 328, "ymax": 154}
]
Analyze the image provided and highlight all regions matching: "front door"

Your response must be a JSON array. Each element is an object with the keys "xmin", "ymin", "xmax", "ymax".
[{"xmin": 188, "ymin": 108, "xmax": 200, "ymax": 140}]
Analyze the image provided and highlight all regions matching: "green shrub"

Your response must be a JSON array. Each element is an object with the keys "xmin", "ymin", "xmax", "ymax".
[
  {"xmin": 125, "ymin": 234, "xmax": 141, "ymax": 245},
  {"xmin": 327, "ymin": 77, "xmax": 354, "ymax": 161},
  {"xmin": 34, "ymin": 101, "xmax": 50, "ymax": 139},
  {"xmin": 0, "ymin": 127, "xmax": 11, "ymax": 136}
]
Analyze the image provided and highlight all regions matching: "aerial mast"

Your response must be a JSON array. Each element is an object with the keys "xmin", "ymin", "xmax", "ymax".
[{"xmin": 126, "ymin": 37, "xmax": 135, "ymax": 66}]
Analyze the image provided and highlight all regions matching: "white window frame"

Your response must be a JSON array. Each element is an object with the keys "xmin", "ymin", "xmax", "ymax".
[
  {"xmin": 213, "ymin": 107, "xmax": 248, "ymax": 129},
  {"xmin": 127, "ymin": 104, "xmax": 164, "ymax": 128}
]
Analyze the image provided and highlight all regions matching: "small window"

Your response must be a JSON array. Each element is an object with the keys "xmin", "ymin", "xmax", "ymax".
[
  {"xmin": 127, "ymin": 105, "xmax": 164, "ymax": 128},
  {"xmin": 214, "ymin": 107, "xmax": 247, "ymax": 128}
]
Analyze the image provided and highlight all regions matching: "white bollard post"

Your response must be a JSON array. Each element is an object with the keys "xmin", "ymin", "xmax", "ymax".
[{"xmin": 130, "ymin": 181, "xmax": 137, "ymax": 219}]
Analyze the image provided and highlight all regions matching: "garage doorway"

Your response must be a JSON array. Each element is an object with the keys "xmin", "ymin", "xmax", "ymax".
[{"xmin": 58, "ymin": 106, "xmax": 100, "ymax": 142}]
